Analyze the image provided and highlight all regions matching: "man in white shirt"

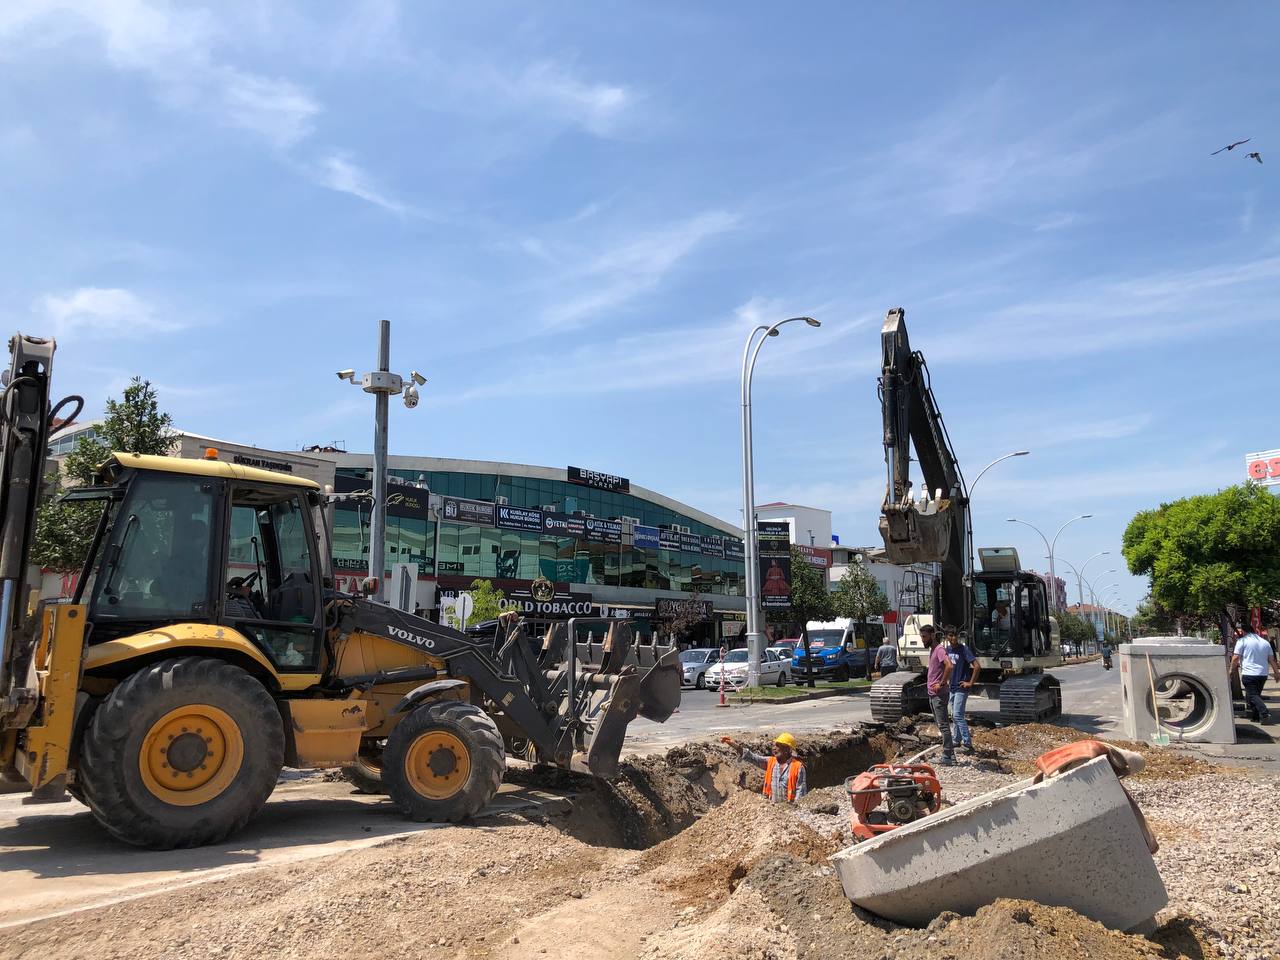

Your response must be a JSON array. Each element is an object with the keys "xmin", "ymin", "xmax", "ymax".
[{"xmin": 1231, "ymin": 628, "xmax": 1280, "ymax": 724}]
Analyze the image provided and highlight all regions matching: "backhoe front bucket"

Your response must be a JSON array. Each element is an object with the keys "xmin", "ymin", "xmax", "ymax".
[
  {"xmin": 879, "ymin": 499, "xmax": 955, "ymax": 565},
  {"xmin": 578, "ymin": 639, "xmax": 682, "ymax": 779}
]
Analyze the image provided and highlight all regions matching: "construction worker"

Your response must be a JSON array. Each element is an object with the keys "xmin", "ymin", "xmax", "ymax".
[
  {"xmin": 724, "ymin": 733, "xmax": 806, "ymax": 803},
  {"xmin": 923, "ymin": 624, "xmax": 955, "ymax": 766}
]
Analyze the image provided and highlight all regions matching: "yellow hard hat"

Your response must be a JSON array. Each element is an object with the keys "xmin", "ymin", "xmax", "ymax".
[{"xmin": 774, "ymin": 732, "xmax": 797, "ymax": 749}]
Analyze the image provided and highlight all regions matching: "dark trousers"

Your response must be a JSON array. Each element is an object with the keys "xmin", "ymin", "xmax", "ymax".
[
  {"xmin": 1242, "ymin": 675, "xmax": 1270, "ymax": 722},
  {"xmin": 930, "ymin": 694, "xmax": 954, "ymax": 757}
]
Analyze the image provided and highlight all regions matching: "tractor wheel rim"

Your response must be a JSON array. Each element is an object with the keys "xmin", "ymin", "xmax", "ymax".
[
  {"xmin": 405, "ymin": 731, "xmax": 471, "ymax": 800},
  {"xmin": 139, "ymin": 704, "xmax": 244, "ymax": 807}
]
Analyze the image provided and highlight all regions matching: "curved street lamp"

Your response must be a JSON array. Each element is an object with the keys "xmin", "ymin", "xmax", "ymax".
[
  {"xmin": 963, "ymin": 451, "xmax": 1029, "ymax": 590},
  {"xmin": 1006, "ymin": 514, "xmax": 1092, "ymax": 612},
  {"xmin": 741, "ymin": 316, "xmax": 821, "ymax": 688}
]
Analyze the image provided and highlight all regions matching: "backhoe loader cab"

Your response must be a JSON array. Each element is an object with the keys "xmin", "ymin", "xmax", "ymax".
[{"xmin": 1, "ymin": 335, "xmax": 680, "ymax": 850}]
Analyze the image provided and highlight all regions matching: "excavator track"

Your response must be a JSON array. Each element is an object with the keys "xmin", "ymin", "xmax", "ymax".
[
  {"xmin": 870, "ymin": 671, "xmax": 930, "ymax": 723},
  {"xmin": 997, "ymin": 673, "xmax": 1062, "ymax": 724}
]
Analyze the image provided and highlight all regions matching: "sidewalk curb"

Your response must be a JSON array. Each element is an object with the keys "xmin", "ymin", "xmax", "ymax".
[{"xmin": 728, "ymin": 687, "xmax": 867, "ymax": 705}]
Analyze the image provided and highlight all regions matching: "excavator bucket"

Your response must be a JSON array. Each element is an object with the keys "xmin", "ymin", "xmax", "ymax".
[
  {"xmin": 879, "ymin": 499, "xmax": 955, "ymax": 566},
  {"xmin": 637, "ymin": 648, "xmax": 681, "ymax": 722}
]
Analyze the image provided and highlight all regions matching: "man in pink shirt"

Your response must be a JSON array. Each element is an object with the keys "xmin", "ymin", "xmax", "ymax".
[{"xmin": 923, "ymin": 624, "xmax": 955, "ymax": 765}]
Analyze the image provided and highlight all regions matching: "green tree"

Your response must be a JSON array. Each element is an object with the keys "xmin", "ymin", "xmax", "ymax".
[
  {"xmin": 766, "ymin": 546, "xmax": 836, "ymax": 687},
  {"xmin": 833, "ymin": 561, "xmax": 889, "ymax": 632},
  {"xmin": 32, "ymin": 378, "xmax": 175, "ymax": 574},
  {"xmin": 1122, "ymin": 484, "xmax": 1280, "ymax": 628},
  {"xmin": 659, "ymin": 591, "xmax": 705, "ymax": 644},
  {"xmin": 1129, "ymin": 596, "xmax": 1178, "ymax": 637},
  {"xmin": 446, "ymin": 579, "xmax": 506, "ymax": 628},
  {"xmin": 1056, "ymin": 610, "xmax": 1096, "ymax": 652}
]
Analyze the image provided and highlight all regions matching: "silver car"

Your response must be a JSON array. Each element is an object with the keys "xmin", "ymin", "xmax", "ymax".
[{"xmin": 679, "ymin": 648, "xmax": 721, "ymax": 689}]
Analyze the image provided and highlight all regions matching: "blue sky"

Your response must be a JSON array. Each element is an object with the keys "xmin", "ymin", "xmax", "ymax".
[{"xmin": 3, "ymin": 2, "xmax": 1278, "ymax": 615}]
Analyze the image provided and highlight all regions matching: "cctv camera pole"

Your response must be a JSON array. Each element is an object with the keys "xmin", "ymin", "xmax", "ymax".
[{"xmin": 370, "ymin": 320, "xmax": 391, "ymax": 601}]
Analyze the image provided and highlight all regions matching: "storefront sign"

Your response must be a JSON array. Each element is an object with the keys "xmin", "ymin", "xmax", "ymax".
[
  {"xmin": 795, "ymin": 544, "xmax": 832, "ymax": 569},
  {"xmin": 567, "ymin": 465, "xmax": 630, "ymax": 493},
  {"xmin": 232, "ymin": 454, "xmax": 295, "ymax": 474},
  {"xmin": 496, "ymin": 504, "xmax": 544, "ymax": 532},
  {"xmin": 334, "ymin": 474, "xmax": 432, "ymax": 520},
  {"xmin": 659, "ymin": 529, "xmax": 682, "ymax": 551},
  {"xmin": 654, "ymin": 597, "xmax": 713, "ymax": 621},
  {"xmin": 724, "ymin": 538, "xmax": 745, "ymax": 561},
  {"xmin": 542, "ymin": 512, "xmax": 586, "ymax": 538},
  {"xmin": 437, "ymin": 561, "xmax": 465, "ymax": 574},
  {"xmin": 632, "ymin": 524, "xmax": 661, "ymax": 549},
  {"xmin": 700, "ymin": 535, "xmax": 725, "ymax": 558},
  {"xmin": 440, "ymin": 495, "xmax": 496, "ymax": 527},
  {"xmin": 436, "ymin": 575, "xmax": 595, "ymax": 619},
  {"xmin": 678, "ymin": 531, "xmax": 703, "ymax": 554},
  {"xmin": 585, "ymin": 518, "xmax": 623, "ymax": 544},
  {"xmin": 1246, "ymin": 448, "xmax": 1280, "ymax": 487}
]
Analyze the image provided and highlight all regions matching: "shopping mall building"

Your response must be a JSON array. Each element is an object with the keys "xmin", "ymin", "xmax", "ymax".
[{"xmin": 47, "ymin": 426, "xmax": 748, "ymax": 645}]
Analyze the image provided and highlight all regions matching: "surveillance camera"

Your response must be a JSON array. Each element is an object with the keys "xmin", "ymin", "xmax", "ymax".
[
  {"xmin": 403, "ymin": 384, "xmax": 419, "ymax": 409},
  {"xmin": 410, "ymin": 370, "xmax": 427, "ymax": 387},
  {"xmin": 336, "ymin": 369, "xmax": 356, "ymax": 382}
]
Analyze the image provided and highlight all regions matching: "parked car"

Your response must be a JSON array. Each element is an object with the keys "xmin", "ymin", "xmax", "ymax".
[
  {"xmin": 679, "ymin": 647, "xmax": 721, "ymax": 689},
  {"xmin": 705, "ymin": 648, "xmax": 791, "ymax": 688},
  {"xmin": 791, "ymin": 619, "xmax": 884, "ymax": 681},
  {"xmin": 767, "ymin": 643, "xmax": 796, "ymax": 661}
]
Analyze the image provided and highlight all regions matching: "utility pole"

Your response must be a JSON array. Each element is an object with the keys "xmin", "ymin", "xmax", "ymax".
[{"xmin": 336, "ymin": 320, "xmax": 425, "ymax": 602}]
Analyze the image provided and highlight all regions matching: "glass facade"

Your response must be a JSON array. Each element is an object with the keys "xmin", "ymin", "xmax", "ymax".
[{"xmin": 329, "ymin": 467, "xmax": 745, "ymax": 597}]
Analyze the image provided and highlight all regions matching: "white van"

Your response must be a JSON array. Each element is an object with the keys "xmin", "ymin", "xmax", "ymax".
[{"xmin": 793, "ymin": 618, "xmax": 884, "ymax": 680}]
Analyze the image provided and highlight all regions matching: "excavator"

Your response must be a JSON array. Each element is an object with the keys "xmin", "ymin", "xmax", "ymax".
[
  {"xmin": 870, "ymin": 308, "xmax": 1063, "ymax": 724},
  {"xmin": 0, "ymin": 332, "xmax": 680, "ymax": 849}
]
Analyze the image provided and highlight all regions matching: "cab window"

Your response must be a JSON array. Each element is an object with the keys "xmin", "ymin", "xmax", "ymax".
[
  {"xmin": 223, "ymin": 486, "xmax": 320, "ymax": 670},
  {"xmin": 90, "ymin": 475, "xmax": 215, "ymax": 622}
]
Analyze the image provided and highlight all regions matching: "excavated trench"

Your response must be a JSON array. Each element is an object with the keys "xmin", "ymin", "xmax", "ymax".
[{"xmin": 511, "ymin": 724, "xmax": 913, "ymax": 850}]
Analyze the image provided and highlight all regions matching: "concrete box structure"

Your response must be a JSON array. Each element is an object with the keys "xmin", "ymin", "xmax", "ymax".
[
  {"xmin": 1120, "ymin": 642, "xmax": 1236, "ymax": 744},
  {"xmin": 831, "ymin": 756, "xmax": 1168, "ymax": 932}
]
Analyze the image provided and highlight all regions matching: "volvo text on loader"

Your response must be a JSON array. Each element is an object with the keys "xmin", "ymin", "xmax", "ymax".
[
  {"xmin": 869, "ymin": 308, "xmax": 1063, "ymax": 724},
  {"xmin": 0, "ymin": 333, "xmax": 680, "ymax": 848}
]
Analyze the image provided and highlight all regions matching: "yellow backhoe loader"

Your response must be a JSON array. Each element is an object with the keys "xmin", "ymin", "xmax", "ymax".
[{"xmin": 0, "ymin": 333, "xmax": 680, "ymax": 848}]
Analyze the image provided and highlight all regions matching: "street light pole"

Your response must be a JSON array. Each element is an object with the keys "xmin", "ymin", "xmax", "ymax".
[
  {"xmin": 336, "ymin": 320, "xmax": 426, "ymax": 603},
  {"xmin": 1006, "ymin": 514, "xmax": 1091, "ymax": 612},
  {"xmin": 963, "ymin": 450, "xmax": 1029, "ymax": 592},
  {"xmin": 741, "ymin": 316, "xmax": 820, "ymax": 688},
  {"xmin": 1076, "ymin": 551, "xmax": 1110, "ymax": 607}
]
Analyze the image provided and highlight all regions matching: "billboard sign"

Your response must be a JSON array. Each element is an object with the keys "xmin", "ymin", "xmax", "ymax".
[
  {"xmin": 1246, "ymin": 449, "xmax": 1280, "ymax": 487},
  {"xmin": 440, "ymin": 495, "xmax": 496, "ymax": 527},
  {"xmin": 496, "ymin": 504, "xmax": 544, "ymax": 532}
]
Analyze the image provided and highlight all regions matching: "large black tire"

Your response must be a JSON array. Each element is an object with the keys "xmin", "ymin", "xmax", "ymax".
[
  {"xmin": 77, "ymin": 657, "xmax": 284, "ymax": 850},
  {"xmin": 340, "ymin": 746, "xmax": 386, "ymax": 795},
  {"xmin": 383, "ymin": 701, "xmax": 504, "ymax": 823},
  {"xmin": 775, "ymin": 670, "xmax": 786, "ymax": 688},
  {"xmin": 835, "ymin": 665, "xmax": 851, "ymax": 682},
  {"xmin": 695, "ymin": 673, "xmax": 706, "ymax": 690}
]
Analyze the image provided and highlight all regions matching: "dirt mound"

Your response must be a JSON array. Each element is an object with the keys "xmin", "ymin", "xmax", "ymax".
[
  {"xmin": 917, "ymin": 899, "xmax": 1168, "ymax": 960},
  {"xmin": 552, "ymin": 754, "xmax": 711, "ymax": 848},
  {"xmin": 636, "ymin": 792, "xmax": 837, "ymax": 905},
  {"xmin": 974, "ymin": 723, "xmax": 1224, "ymax": 780}
]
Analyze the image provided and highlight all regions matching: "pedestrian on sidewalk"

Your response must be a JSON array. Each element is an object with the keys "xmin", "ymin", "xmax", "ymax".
[
  {"xmin": 1231, "ymin": 627, "xmax": 1280, "ymax": 724},
  {"xmin": 723, "ymin": 733, "xmax": 807, "ymax": 802},
  {"xmin": 923, "ymin": 624, "xmax": 955, "ymax": 765},
  {"xmin": 946, "ymin": 626, "xmax": 976, "ymax": 755},
  {"xmin": 874, "ymin": 635, "xmax": 899, "ymax": 678}
]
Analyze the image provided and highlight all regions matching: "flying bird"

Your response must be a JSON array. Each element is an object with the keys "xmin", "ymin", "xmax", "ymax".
[
  {"xmin": 1211, "ymin": 139, "xmax": 1251, "ymax": 155},
  {"xmin": 1246, "ymin": 151, "xmax": 1263, "ymax": 164}
]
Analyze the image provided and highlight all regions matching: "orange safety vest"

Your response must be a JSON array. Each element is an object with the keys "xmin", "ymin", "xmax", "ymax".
[{"xmin": 763, "ymin": 757, "xmax": 802, "ymax": 802}]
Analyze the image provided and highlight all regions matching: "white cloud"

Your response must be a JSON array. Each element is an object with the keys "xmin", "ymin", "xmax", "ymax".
[
  {"xmin": 36, "ymin": 287, "xmax": 178, "ymax": 338},
  {"xmin": 0, "ymin": 1, "xmax": 320, "ymax": 149},
  {"xmin": 541, "ymin": 210, "xmax": 739, "ymax": 329},
  {"xmin": 518, "ymin": 61, "xmax": 631, "ymax": 135},
  {"xmin": 313, "ymin": 153, "xmax": 410, "ymax": 216},
  {"xmin": 1034, "ymin": 212, "xmax": 1082, "ymax": 232}
]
